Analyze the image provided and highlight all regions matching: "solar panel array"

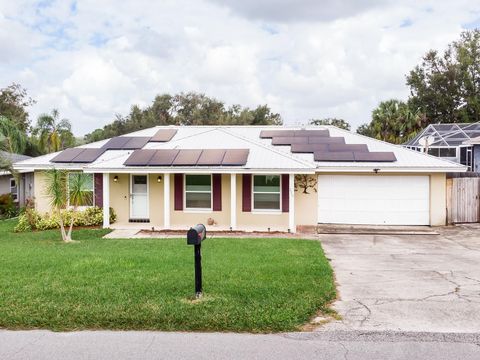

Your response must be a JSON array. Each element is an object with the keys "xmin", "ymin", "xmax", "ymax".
[
  {"xmin": 51, "ymin": 148, "xmax": 106, "ymax": 163},
  {"xmin": 124, "ymin": 149, "xmax": 249, "ymax": 166},
  {"xmin": 262, "ymin": 129, "xmax": 397, "ymax": 162},
  {"xmin": 149, "ymin": 129, "xmax": 177, "ymax": 142},
  {"xmin": 101, "ymin": 136, "xmax": 151, "ymax": 150}
]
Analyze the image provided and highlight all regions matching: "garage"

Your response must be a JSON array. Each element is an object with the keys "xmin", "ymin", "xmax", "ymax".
[{"xmin": 317, "ymin": 175, "xmax": 430, "ymax": 225}]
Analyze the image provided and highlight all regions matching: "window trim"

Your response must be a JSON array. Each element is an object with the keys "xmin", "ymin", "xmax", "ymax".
[
  {"xmin": 184, "ymin": 174, "xmax": 213, "ymax": 211},
  {"xmin": 252, "ymin": 174, "xmax": 282, "ymax": 212},
  {"xmin": 67, "ymin": 172, "xmax": 95, "ymax": 209},
  {"xmin": 10, "ymin": 178, "xmax": 18, "ymax": 203}
]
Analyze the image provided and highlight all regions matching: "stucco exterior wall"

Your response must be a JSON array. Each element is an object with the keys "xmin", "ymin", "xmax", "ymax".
[
  {"xmin": 109, "ymin": 173, "xmax": 130, "ymax": 224},
  {"xmin": 430, "ymin": 172, "xmax": 447, "ymax": 226},
  {"xmin": 34, "ymin": 171, "xmax": 52, "ymax": 214},
  {"xmin": 149, "ymin": 174, "xmax": 164, "ymax": 227},
  {"xmin": 294, "ymin": 175, "xmax": 318, "ymax": 227}
]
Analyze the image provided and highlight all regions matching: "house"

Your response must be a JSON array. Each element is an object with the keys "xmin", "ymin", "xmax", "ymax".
[
  {"xmin": 13, "ymin": 126, "xmax": 466, "ymax": 231},
  {"xmin": 462, "ymin": 136, "xmax": 480, "ymax": 173},
  {"xmin": 0, "ymin": 151, "xmax": 33, "ymax": 206},
  {"xmin": 404, "ymin": 123, "xmax": 480, "ymax": 171}
]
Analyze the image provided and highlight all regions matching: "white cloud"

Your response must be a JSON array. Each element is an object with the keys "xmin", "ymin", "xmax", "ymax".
[{"xmin": 0, "ymin": 0, "xmax": 479, "ymax": 135}]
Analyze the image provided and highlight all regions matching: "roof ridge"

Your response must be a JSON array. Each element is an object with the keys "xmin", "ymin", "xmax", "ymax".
[{"xmin": 218, "ymin": 128, "xmax": 316, "ymax": 169}]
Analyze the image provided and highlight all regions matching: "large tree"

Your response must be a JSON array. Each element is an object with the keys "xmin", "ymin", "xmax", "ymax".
[
  {"xmin": 0, "ymin": 83, "xmax": 35, "ymax": 132},
  {"xmin": 309, "ymin": 118, "xmax": 351, "ymax": 130},
  {"xmin": 32, "ymin": 109, "xmax": 75, "ymax": 154},
  {"xmin": 357, "ymin": 100, "xmax": 428, "ymax": 144},
  {"xmin": 0, "ymin": 116, "xmax": 27, "ymax": 154},
  {"xmin": 84, "ymin": 92, "xmax": 282, "ymax": 143},
  {"xmin": 406, "ymin": 29, "xmax": 480, "ymax": 123}
]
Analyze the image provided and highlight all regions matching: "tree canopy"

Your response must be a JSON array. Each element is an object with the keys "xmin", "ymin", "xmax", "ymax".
[
  {"xmin": 0, "ymin": 83, "xmax": 35, "ymax": 132},
  {"xmin": 31, "ymin": 109, "xmax": 75, "ymax": 154},
  {"xmin": 309, "ymin": 118, "xmax": 351, "ymax": 130},
  {"xmin": 84, "ymin": 92, "xmax": 282, "ymax": 143}
]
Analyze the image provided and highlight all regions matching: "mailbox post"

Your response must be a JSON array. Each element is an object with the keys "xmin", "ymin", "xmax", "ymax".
[{"xmin": 187, "ymin": 224, "xmax": 207, "ymax": 298}]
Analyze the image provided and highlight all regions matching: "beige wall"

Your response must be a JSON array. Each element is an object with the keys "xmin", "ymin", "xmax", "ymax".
[
  {"xmin": 109, "ymin": 173, "xmax": 130, "ymax": 224},
  {"xmin": 34, "ymin": 171, "xmax": 52, "ymax": 214},
  {"xmin": 294, "ymin": 175, "xmax": 318, "ymax": 227},
  {"xmin": 149, "ymin": 174, "xmax": 164, "ymax": 227},
  {"xmin": 430, "ymin": 173, "xmax": 447, "ymax": 226}
]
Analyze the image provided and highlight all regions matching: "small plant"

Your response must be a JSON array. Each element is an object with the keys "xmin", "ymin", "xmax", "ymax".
[{"xmin": 0, "ymin": 193, "xmax": 18, "ymax": 219}]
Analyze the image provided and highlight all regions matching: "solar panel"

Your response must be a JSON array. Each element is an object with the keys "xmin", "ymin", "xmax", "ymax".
[
  {"xmin": 314, "ymin": 151, "xmax": 355, "ymax": 161},
  {"xmin": 172, "ymin": 149, "xmax": 202, "ymax": 165},
  {"xmin": 308, "ymin": 137, "xmax": 345, "ymax": 144},
  {"xmin": 260, "ymin": 130, "xmax": 295, "ymax": 138},
  {"xmin": 124, "ymin": 150, "xmax": 157, "ymax": 166},
  {"xmin": 51, "ymin": 148, "xmax": 85, "ymax": 163},
  {"xmin": 71, "ymin": 148, "xmax": 106, "ymax": 163},
  {"xmin": 290, "ymin": 144, "xmax": 329, "ymax": 153},
  {"xmin": 102, "ymin": 136, "xmax": 131, "ymax": 149},
  {"xmin": 150, "ymin": 129, "xmax": 177, "ymax": 142},
  {"xmin": 197, "ymin": 149, "xmax": 227, "ymax": 165},
  {"xmin": 148, "ymin": 150, "xmax": 180, "ymax": 166},
  {"xmin": 271, "ymin": 137, "xmax": 309, "ymax": 145},
  {"xmin": 222, "ymin": 149, "xmax": 249, "ymax": 165},
  {"xmin": 122, "ymin": 137, "xmax": 151, "ymax": 149},
  {"xmin": 294, "ymin": 130, "xmax": 329, "ymax": 137},
  {"xmin": 328, "ymin": 144, "xmax": 369, "ymax": 152},
  {"xmin": 354, "ymin": 152, "xmax": 397, "ymax": 162}
]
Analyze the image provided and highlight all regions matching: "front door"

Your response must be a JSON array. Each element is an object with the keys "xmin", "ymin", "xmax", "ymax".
[{"xmin": 130, "ymin": 175, "xmax": 149, "ymax": 219}]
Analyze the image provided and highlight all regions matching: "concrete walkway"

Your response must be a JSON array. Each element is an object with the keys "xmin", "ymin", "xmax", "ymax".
[{"xmin": 1, "ymin": 330, "xmax": 480, "ymax": 360}]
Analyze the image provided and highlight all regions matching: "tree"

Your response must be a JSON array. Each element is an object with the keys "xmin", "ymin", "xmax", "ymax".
[
  {"xmin": 0, "ymin": 116, "xmax": 27, "ymax": 154},
  {"xmin": 0, "ymin": 83, "xmax": 35, "ymax": 131},
  {"xmin": 66, "ymin": 173, "xmax": 93, "ymax": 241},
  {"xmin": 406, "ymin": 29, "xmax": 480, "ymax": 123},
  {"xmin": 309, "ymin": 118, "xmax": 351, "ymax": 130},
  {"xmin": 83, "ymin": 92, "xmax": 283, "ymax": 142},
  {"xmin": 32, "ymin": 109, "xmax": 75, "ymax": 154},
  {"xmin": 357, "ymin": 100, "xmax": 428, "ymax": 144},
  {"xmin": 44, "ymin": 169, "xmax": 70, "ymax": 243}
]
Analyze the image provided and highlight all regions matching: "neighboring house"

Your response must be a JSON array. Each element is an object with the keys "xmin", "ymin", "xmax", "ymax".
[
  {"xmin": 462, "ymin": 136, "xmax": 480, "ymax": 173},
  {"xmin": 0, "ymin": 151, "xmax": 33, "ymax": 206},
  {"xmin": 14, "ymin": 126, "xmax": 465, "ymax": 231},
  {"xmin": 404, "ymin": 123, "xmax": 480, "ymax": 171}
]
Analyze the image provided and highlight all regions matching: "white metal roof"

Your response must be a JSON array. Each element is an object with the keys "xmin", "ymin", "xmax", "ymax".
[{"xmin": 13, "ymin": 125, "xmax": 466, "ymax": 173}]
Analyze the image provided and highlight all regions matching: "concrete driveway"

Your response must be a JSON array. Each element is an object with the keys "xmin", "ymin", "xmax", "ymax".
[{"xmin": 319, "ymin": 225, "xmax": 480, "ymax": 333}]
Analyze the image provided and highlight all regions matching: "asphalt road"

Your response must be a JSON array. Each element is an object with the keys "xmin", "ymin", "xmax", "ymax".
[{"xmin": 1, "ymin": 330, "xmax": 480, "ymax": 360}]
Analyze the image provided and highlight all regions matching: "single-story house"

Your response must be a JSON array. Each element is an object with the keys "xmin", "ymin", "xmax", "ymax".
[
  {"xmin": 404, "ymin": 123, "xmax": 480, "ymax": 172},
  {"xmin": 13, "ymin": 126, "xmax": 466, "ymax": 232},
  {"xmin": 0, "ymin": 151, "xmax": 33, "ymax": 206}
]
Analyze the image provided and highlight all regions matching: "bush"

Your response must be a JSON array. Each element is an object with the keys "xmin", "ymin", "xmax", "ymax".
[
  {"xmin": 14, "ymin": 206, "xmax": 117, "ymax": 232},
  {"xmin": 0, "ymin": 193, "xmax": 18, "ymax": 219}
]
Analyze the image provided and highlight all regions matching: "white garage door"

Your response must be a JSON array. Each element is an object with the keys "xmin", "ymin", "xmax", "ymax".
[{"xmin": 317, "ymin": 175, "xmax": 430, "ymax": 225}]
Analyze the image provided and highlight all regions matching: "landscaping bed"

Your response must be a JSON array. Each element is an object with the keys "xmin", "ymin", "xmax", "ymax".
[{"xmin": 0, "ymin": 219, "xmax": 335, "ymax": 332}]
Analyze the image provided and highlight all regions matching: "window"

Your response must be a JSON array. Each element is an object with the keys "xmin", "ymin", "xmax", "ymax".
[
  {"xmin": 10, "ymin": 178, "xmax": 18, "ymax": 202},
  {"xmin": 185, "ymin": 175, "xmax": 211, "ymax": 209},
  {"xmin": 68, "ymin": 173, "xmax": 94, "ymax": 207},
  {"xmin": 439, "ymin": 148, "xmax": 457, "ymax": 157},
  {"xmin": 253, "ymin": 175, "xmax": 281, "ymax": 211},
  {"xmin": 427, "ymin": 148, "xmax": 440, "ymax": 156}
]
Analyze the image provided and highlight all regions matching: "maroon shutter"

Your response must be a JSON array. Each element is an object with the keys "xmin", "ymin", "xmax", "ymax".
[
  {"xmin": 94, "ymin": 173, "xmax": 103, "ymax": 208},
  {"xmin": 212, "ymin": 174, "xmax": 222, "ymax": 211},
  {"xmin": 281, "ymin": 174, "xmax": 289, "ymax": 213},
  {"xmin": 242, "ymin": 174, "xmax": 252, "ymax": 212},
  {"xmin": 174, "ymin": 173, "xmax": 183, "ymax": 211}
]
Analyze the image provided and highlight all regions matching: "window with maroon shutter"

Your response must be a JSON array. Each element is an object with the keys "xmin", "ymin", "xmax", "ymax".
[
  {"xmin": 242, "ymin": 174, "xmax": 252, "ymax": 212},
  {"xmin": 252, "ymin": 175, "xmax": 281, "ymax": 211},
  {"xmin": 212, "ymin": 174, "xmax": 222, "ymax": 211},
  {"xmin": 174, "ymin": 173, "xmax": 183, "ymax": 210},
  {"xmin": 281, "ymin": 174, "xmax": 289, "ymax": 212}
]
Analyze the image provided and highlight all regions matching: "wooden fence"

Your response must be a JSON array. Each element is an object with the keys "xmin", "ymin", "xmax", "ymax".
[{"xmin": 446, "ymin": 177, "xmax": 480, "ymax": 224}]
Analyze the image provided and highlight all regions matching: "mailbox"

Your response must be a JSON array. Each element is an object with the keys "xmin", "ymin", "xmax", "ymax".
[{"xmin": 187, "ymin": 224, "xmax": 207, "ymax": 245}]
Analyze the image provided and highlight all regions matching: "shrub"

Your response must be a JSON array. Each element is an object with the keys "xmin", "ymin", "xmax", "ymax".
[
  {"xmin": 14, "ymin": 206, "xmax": 117, "ymax": 233},
  {"xmin": 0, "ymin": 193, "xmax": 18, "ymax": 219}
]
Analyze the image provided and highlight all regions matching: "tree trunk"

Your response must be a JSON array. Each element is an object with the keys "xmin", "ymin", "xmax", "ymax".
[{"xmin": 67, "ymin": 206, "xmax": 77, "ymax": 241}]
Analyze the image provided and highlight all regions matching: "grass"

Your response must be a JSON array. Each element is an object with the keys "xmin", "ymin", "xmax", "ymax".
[{"xmin": 0, "ymin": 219, "xmax": 335, "ymax": 332}]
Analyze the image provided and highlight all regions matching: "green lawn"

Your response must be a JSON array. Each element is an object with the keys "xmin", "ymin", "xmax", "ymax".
[{"xmin": 0, "ymin": 219, "xmax": 335, "ymax": 332}]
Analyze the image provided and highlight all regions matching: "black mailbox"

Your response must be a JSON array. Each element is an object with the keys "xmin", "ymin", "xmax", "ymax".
[{"xmin": 187, "ymin": 224, "xmax": 207, "ymax": 245}]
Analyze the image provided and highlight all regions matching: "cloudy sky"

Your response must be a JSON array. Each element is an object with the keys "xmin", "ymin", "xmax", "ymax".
[{"xmin": 1, "ymin": 0, "xmax": 479, "ymax": 135}]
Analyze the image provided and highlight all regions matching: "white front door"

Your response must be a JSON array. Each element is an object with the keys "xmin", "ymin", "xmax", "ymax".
[
  {"xmin": 130, "ymin": 175, "xmax": 149, "ymax": 219},
  {"xmin": 317, "ymin": 175, "xmax": 430, "ymax": 225}
]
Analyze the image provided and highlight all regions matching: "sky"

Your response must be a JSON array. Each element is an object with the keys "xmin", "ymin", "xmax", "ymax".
[{"xmin": 0, "ymin": 0, "xmax": 479, "ymax": 136}]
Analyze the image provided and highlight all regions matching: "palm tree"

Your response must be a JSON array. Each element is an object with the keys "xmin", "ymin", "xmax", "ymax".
[
  {"xmin": 66, "ymin": 172, "xmax": 93, "ymax": 241},
  {"xmin": 33, "ymin": 109, "xmax": 75, "ymax": 154},
  {"xmin": 45, "ymin": 169, "xmax": 70, "ymax": 242}
]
